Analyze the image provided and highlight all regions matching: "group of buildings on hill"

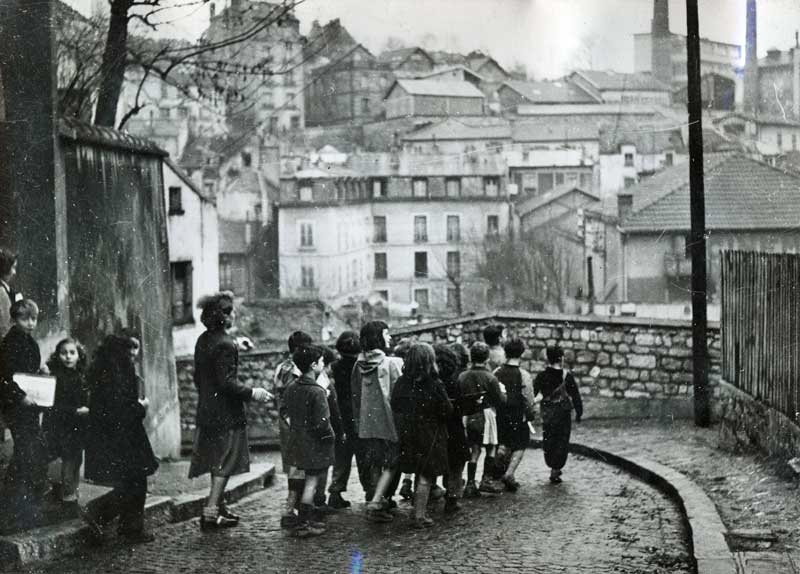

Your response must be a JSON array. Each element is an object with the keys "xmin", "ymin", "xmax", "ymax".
[{"xmin": 49, "ymin": 0, "xmax": 800, "ymax": 345}]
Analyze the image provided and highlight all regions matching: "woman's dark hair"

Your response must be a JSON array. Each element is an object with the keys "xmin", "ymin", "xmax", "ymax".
[
  {"xmin": 47, "ymin": 337, "xmax": 88, "ymax": 374},
  {"xmin": 546, "ymin": 345, "xmax": 565, "ymax": 365},
  {"xmin": 88, "ymin": 334, "xmax": 137, "ymax": 388},
  {"xmin": 433, "ymin": 343, "xmax": 459, "ymax": 383},
  {"xmin": 335, "ymin": 330, "xmax": 361, "ymax": 356},
  {"xmin": 292, "ymin": 345, "xmax": 323, "ymax": 374},
  {"xmin": 360, "ymin": 320, "xmax": 389, "ymax": 352},
  {"xmin": 404, "ymin": 342, "xmax": 437, "ymax": 382},
  {"xmin": 483, "ymin": 324, "xmax": 505, "ymax": 347},
  {"xmin": 0, "ymin": 248, "xmax": 16, "ymax": 279},
  {"xmin": 504, "ymin": 337, "xmax": 526, "ymax": 360},
  {"xmin": 198, "ymin": 291, "xmax": 234, "ymax": 329},
  {"xmin": 449, "ymin": 342, "xmax": 469, "ymax": 373},
  {"xmin": 288, "ymin": 330, "xmax": 313, "ymax": 353}
]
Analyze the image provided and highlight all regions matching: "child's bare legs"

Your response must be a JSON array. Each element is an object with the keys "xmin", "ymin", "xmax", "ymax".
[
  {"xmin": 300, "ymin": 473, "xmax": 320, "ymax": 506},
  {"xmin": 412, "ymin": 474, "xmax": 433, "ymax": 525},
  {"xmin": 370, "ymin": 468, "xmax": 396, "ymax": 505},
  {"xmin": 206, "ymin": 476, "xmax": 228, "ymax": 511},
  {"xmin": 61, "ymin": 455, "xmax": 81, "ymax": 502},
  {"xmin": 503, "ymin": 449, "xmax": 525, "ymax": 481}
]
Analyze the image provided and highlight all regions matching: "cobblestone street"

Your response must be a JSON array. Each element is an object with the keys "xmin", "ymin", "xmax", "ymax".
[{"xmin": 18, "ymin": 450, "xmax": 692, "ymax": 574}]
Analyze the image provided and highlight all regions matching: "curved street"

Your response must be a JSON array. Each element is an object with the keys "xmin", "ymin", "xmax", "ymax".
[{"xmin": 22, "ymin": 450, "xmax": 692, "ymax": 574}]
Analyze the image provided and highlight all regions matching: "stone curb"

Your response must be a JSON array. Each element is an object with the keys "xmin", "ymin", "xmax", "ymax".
[
  {"xmin": 0, "ymin": 463, "xmax": 275, "ymax": 570},
  {"xmin": 530, "ymin": 439, "xmax": 737, "ymax": 574}
]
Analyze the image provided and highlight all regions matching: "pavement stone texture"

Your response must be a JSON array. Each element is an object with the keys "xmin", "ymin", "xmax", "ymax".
[
  {"xmin": 569, "ymin": 420, "xmax": 800, "ymax": 554},
  {"xmin": 12, "ymin": 450, "xmax": 692, "ymax": 574}
]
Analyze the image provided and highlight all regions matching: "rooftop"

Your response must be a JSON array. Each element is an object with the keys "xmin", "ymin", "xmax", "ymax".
[
  {"xmin": 501, "ymin": 79, "xmax": 598, "ymax": 104},
  {"xmin": 59, "ymin": 116, "xmax": 167, "ymax": 157},
  {"xmin": 402, "ymin": 117, "xmax": 511, "ymax": 142},
  {"xmin": 389, "ymin": 79, "xmax": 486, "ymax": 98},
  {"xmin": 599, "ymin": 121, "xmax": 686, "ymax": 154},
  {"xmin": 621, "ymin": 154, "xmax": 800, "ymax": 232},
  {"xmin": 573, "ymin": 70, "xmax": 672, "ymax": 92},
  {"xmin": 512, "ymin": 117, "xmax": 599, "ymax": 142}
]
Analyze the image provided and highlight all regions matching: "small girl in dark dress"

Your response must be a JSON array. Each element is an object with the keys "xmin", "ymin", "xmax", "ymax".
[
  {"xmin": 43, "ymin": 337, "xmax": 89, "ymax": 506},
  {"xmin": 391, "ymin": 343, "xmax": 452, "ymax": 529}
]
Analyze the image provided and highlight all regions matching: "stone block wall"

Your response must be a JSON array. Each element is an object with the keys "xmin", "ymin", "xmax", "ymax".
[
  {"xmin": 715, "ymin": 379, "xmax": 800, "ymax": 461},
  {"xmin": 393, "ymin": 312, "xmax": 722, "ymax": 420},
  {"xmin": 176, "ymin": 349, "xmax": 288, "ymax": 447}
]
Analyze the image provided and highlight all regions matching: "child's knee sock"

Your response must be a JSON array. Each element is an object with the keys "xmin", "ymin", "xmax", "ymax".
[
  {"xmin": 286, "ymin": 479, "xmax": 304, "ymax": 514},
  {"xmin": 482, "ymin": 456, "xmax": 495, "ymax": 481},
  {"xmin": 467, "ymin": 462, "xmax": 477, "ymax": 483}
]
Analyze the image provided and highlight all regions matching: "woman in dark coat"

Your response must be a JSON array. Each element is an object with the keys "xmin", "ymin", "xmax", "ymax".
[
  {"xmin": 188, "ymin": 292, "xmax": 270, "ymax": 530},
  {"xmin": 435, "ymin": 344, "xmax": 470, "ymax": 513},
  {"xmin": 83, "ymin": 333, "xmax": 158, "ymax": 544},
  {"xmin": 391, "ymin": 343, "xmax": 452, "ymax": 528}
]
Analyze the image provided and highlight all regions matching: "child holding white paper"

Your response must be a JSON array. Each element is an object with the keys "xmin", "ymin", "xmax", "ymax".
[
  {"xmin": 0, "ymin": 299, "xmax": 48, "ymax": 529},
  {"xmin": 43, "ymin": 337, "xmax": 89, "ymax": 506}
]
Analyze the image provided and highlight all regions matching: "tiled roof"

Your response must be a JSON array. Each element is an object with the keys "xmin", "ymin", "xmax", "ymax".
[
  {"xmin": 621, "ymin": 154, "xmax": 800, "ymax": 232},
  {"xmin": 58, "ymin": 116, "xmax": 167, "ymax": 156},
  {"xmin": 515, "ymin": 186, "xmax": 600, "ymax": 219},
  {"xmin": 511, "ymin": 117, "xmax": 599, "ymax": 142},
  {"xmin": 403, "ymin": 117, "xmax": 510, "ymax": 141},
  {"xmin": 574, "ymin": 70, "xmax": 671, "ymax": 92},
  {"xmin": 377, "ymin": 47, "xmax": 432, "ymax": 66},
  {"xmin": 502, "ymin": 80, "xmax": 597, "ymax": 104},
  {"xmin": 428, "ymin": 50, "xmax": 469, "ymax": 67},
  {"xmin": 419, "ymin": 65, "xmax": 485, "ymax": 82},
  {"xmin": 391, "ymin": 79, "xmax": 485, "ymax": 98}
]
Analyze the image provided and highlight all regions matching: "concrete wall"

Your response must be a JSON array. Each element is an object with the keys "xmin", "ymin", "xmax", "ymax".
[{"xmin": 61, "ymin": 138, "xmax": 181, "ymax": 458}]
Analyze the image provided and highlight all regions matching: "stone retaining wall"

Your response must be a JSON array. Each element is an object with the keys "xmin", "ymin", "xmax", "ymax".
[
  {"xmin": 176, "ymin": 312, "xmax": 723, "ymax": 445},
  {"xmin": 715, "ymin": 379, "xmax": 800, "ymax": 461},
  {"xmin": 393, "ymin": 312, "xmax": 722, "ymax": 420}
]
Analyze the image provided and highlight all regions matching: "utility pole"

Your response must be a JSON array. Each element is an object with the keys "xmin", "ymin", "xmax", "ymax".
[{"xmin": 685, "ymin": 0, "xmax": 710, "ymax": 426}]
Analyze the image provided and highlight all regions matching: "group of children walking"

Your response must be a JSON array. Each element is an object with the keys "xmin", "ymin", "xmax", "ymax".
[{"xmin": 276, "ymin": 321, "xmax": 583, "ymax": 538}]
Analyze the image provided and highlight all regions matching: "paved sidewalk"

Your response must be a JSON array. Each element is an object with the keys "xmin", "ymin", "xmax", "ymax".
[{"xmin": 568, "ymin": 419, "xmax": 800, "ymax": 573}]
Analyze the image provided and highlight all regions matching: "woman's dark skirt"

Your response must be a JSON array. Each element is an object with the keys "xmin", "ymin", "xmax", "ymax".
[{"xmin": 189, "ymin": 426, "xmax": 250, "ymax": 479}]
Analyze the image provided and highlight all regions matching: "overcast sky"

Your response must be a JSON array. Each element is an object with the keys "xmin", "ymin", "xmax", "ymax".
[{"xmin": 68, "ymin": 0, "xmax": 800, "ymax": 79}]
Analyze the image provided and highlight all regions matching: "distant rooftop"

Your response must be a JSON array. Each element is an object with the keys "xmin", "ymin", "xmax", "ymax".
[
  {"xmin": 573, "ymin": 70, "xmax": 672, "ymax": 92},
  {"xmin": 390, "ymin": 79, "xmax": 486, "ymax": 98},
  {"xmin": 502, "ymin": 79, "xmax": 598, "ymax": 104}
]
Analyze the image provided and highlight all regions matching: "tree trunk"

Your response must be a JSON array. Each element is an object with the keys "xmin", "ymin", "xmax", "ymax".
[{"xmin": 93, "ymin": 0, "xmax": 132, "ymax": 127}]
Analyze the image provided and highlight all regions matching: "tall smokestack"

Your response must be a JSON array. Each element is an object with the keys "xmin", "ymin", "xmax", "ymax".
[
  {"xmin": 651, "ymin": 0, "xmax": 672, "ymax": 86},
  {"xmin": 743, "ymin": 0, "xmax": 759, "ymax": 114}
]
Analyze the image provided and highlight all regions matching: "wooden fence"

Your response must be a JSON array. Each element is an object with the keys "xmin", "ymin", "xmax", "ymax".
[{"xmin": 721, "ymin": 250, "xmax": 800, "ymax": 422}]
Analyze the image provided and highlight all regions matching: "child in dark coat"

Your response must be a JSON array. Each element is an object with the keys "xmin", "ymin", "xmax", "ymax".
[
  {"xmin": 284, "ymin": 345, "xmax": 335, "ymax": 538},
  {"xmin": 43, "ymin": 337, "xmax": 89, "ymax": 506},
  {"xmin": 0, "ymin": 299, "xmax": 48, "ymax": 530}
]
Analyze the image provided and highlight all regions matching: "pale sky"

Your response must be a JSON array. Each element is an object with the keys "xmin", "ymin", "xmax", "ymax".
[{"xmin": 67, "ymin": 0, "xmax": 800, "ymax": 79}]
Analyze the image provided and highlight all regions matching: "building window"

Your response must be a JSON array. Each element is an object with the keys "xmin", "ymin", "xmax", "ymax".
[
  {"xmin": 777, "ymin": 132, "xmax": 783, "ymax": 148},
  {"xmin": 537, "ymin": 173, "xmax": 554, "ymax": 193},
  {"xmin": 446, "ymin": 251, "xmax": 461, "ymax": 279},
  {"xmin": 624, "ymin": 177, "xmax": 636, "ymax": 189},
  {"xmin": 445, "ymin": 177, "xmax": 461, "ymax": 197},
  {"xmin": 286, "ymin": 92, "xmax": 296, "ymax": 107},
  {"xmin": 160, "ymin": 81, "xmax": 169, "ymax": 99},
  {"xmin": 301, "ymin": 265, "xmax": 315, "ymax": 288},
  {"xmin": 580, "ymin": 173, "xmax": 592, "ymax": 189},
  {"xmin": 168, "ymin": 186, "xmax": 183, "ymax": 215},
  {"xmin": 555, "ymin": 172, "xmax": 565, "ymax": 186},
  {"xmin": 447, "ymin": 287, "xmax": 461, "ymax": 311},
  {"xmin": 290, "ymin": 115, "xmax": 300, "ymax": 129},
  {"xmin": 484, "ymin": 176, "xmax": 500, "ymax": 196},
  {"xmin": 446, "ymin": 215, "xmax": 460, "ymax": 242},
  {"xmin": 299, "ymin": 184, "xmax": 313, "ymax": 201},
  {"xmin": 414, "ymin": 252, "xmax": 428, "ymax": 278},
  {"xmin": 624, "ymin": 152, "xmax": 634, "ymax": 167},
  {"xmin": 374, "ymin": 253, "xmax": 387, "ymax": 280},
  {"xmin": 372, "ymin": 179, "xmax": 387, "ymax": 198},
  {"xmin": 159, "ymin": 106, "xmax": 170, "ymax": 119},
  {"xmin": 376, "ymin": 290, "xmax": 389, "ymax": 303},
  {"xmin": 665, "ymin": 152, "xmax": 674, "ymax": 166},
  {"xmin": 269, "ymin": 117, "xmax": 279, "ymax": 133},
  {"xmin": 487, "ymin": 215, "xmax": 499, "ymax": 236},
  {"xmin": 373, "ymin": 216, "xmax": 387, "ymax": 243},
  {"xmin": 412, "ymin": 178, "xmax": 428, "ymax": 198},
  {"xmin": 414, "ymin": 288, "xmax": 429, "ymax": 311},
  {"xmin": 299, "ymin": 221, "xmax": 314, "ymax": 248},
  {"xmin": 361, "ymin": 97, "xmax": 370, "ymax": 115},
  {"xmin": 170, "ymin": 261, "xmax": 193, "ymax": 325},
  {"xmin": 414, "ymin": 215, "xmax": 428, "ymax": 242}
]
